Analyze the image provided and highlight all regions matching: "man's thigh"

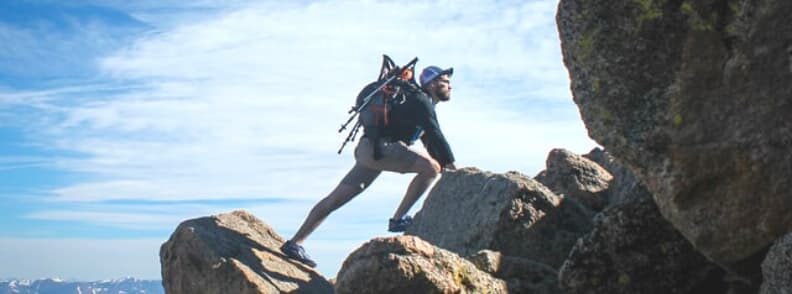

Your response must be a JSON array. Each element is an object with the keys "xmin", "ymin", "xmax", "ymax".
[
  {"xmin": 355, "ymin": 138, "xmax": 432, "ymax": 174},
  {"xmin": 339, "ymin": 162, "xmax": 381, "ymax": 190}
]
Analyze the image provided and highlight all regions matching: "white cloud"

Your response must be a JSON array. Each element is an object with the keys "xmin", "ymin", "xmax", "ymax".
[
  {"xmin": 26, "ymin": 210, "xmax": 178, "ymax": 230},
  {"xmin": 22, "ymin": 0, "xmax": 593, "ymax": 203},
  {"xmin": 0, "ymin": 155, "xmax": 51, "ymax": 171}
]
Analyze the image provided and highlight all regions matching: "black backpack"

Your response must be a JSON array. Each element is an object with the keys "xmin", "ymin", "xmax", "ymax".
[{"xmin": 337, "ymin": 55, "xmax": 419, "ymax": 159}]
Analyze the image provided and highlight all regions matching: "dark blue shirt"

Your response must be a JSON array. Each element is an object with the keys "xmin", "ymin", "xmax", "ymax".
[{"xmin": 383, "ymin": 86, "xmax": 455, "ymax": 167}]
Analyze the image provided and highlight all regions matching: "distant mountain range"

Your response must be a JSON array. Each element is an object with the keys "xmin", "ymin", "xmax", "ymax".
[{"xmin": 0, "ymin": 278, "xmax": 163, "ymax": 294}]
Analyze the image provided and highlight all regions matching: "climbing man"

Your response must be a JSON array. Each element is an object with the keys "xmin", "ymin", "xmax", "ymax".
[{"xmin": 280, "ymin": 64, "xmax": 457, "ymax": 267}]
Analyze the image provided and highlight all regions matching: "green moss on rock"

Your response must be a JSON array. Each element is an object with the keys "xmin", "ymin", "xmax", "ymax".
[
  {"xmin": 633, "ymin": 0, "xmax": 663, "ymax": 24},
  {"xmin": 618, "ymin": 273, "xmax": 632, "ymax": 284},
  {"xmin": 577, "ymin": 27, "xmax": 600, "ymax": 62}
]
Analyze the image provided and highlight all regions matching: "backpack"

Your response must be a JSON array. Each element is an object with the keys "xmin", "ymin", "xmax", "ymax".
[
  {"xmin": 337, "ymin": 55, "xmax": 419, "ymax": 159},
  {"xmin": 356, "ymin": 80, "xmax": 391, "ymax": 136}
]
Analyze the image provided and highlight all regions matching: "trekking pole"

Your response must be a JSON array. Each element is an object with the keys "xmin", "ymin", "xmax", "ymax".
[{"xmin": 337, "ymin": 120, "xmax": 362, "ymax": 154}]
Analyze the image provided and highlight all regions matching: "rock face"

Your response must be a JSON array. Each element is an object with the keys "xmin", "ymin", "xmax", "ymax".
[
  {"xmin": 535, "ymin": 148, "xmax": 613, "ymax": 211},
  {"xmin": 406, "ymin": 167, "xmax": 593, "ymax": 268},
  {"xmin": 559, "ymin": 192, "xmax": 725, "ymax": 294},
  {"xmin": 760, "ymin": 233, "xmax": 792, "ymax": 294},
  {"xmin": 583, "ymin": 148, "xmax": 648, "ymax": 206},
  {"xmin": 334, "ymin": 236, "xmax": 507, "ymax": 294},
  {"xmin": 160, "ymin": 210, "xmax": 333, "ymax": 294},
  {"xmin": 557, "ymin": 0, "xmax": 792, "ymax": 267},
  {"xmin": 467, "ymin": 250, "xmax": 560, "ymax": 294}
]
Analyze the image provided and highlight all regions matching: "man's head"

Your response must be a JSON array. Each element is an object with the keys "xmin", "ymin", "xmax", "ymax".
[{"xmin": 420, "ymin": 66, "xmax": 453, "ymax": 102}]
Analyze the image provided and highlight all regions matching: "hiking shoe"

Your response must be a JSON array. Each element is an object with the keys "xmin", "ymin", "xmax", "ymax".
[
  {"xmin": 280, "ymin": 240, "xmax": 317, "ymax": 267},
  {"xmin": 388, "ymin": 215, "xmax": 413, "ymax": 232}
]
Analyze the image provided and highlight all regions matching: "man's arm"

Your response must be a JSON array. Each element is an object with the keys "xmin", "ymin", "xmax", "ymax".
[{"xmin": 415, "ymin": 95, "xmax": 455, "ymax": 167}]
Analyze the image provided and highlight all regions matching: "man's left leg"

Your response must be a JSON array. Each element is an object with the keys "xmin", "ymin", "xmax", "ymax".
[
  {"xmin": 282, "ymin": 152, "xmax": 381, "ymax": 267},
  {"xmin": 386, "ymin": 151, "xmax": 440, "ymax": 232},
  {"xmin": 357, "ymin": 140, "xmax": 441, "ymax": 232}
]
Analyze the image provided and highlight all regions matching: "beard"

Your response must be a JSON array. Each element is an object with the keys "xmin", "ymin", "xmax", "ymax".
[
  {"xmin": 433, "ymin": 88, "xmax": 451, "ymax": 102},
  {"xmin": 438, "ymin": 92, "xmax": 451, "ymax": 102}
]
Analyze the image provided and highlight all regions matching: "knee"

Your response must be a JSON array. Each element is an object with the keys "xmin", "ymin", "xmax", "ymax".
[{"xmin": 419, "ymin": 158, "xmax": 441, "ymax": 178}]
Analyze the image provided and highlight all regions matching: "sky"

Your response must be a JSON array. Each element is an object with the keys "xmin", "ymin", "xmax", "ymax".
[{"xmin": 0, "ymin": 0, "xmax": 597, "ymax": 280}]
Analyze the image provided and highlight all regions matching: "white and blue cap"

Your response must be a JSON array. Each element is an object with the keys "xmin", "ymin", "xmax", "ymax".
[{"xmin": 419, "ymin": 66, "xmax": 453, "ymax": 88}]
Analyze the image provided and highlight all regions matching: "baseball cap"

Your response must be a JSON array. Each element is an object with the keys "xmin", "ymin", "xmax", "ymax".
[{"xmin": 419, "ymin": 66, "xmax": 453, "ymax": 88}]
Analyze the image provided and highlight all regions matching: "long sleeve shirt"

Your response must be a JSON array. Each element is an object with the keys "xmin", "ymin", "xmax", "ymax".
[{"xmin": 385, "ymin": 89, "xmax": 455, "ymax": 167}]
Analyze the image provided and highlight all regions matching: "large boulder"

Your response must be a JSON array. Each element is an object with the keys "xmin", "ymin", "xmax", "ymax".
[
  {"xmin": 583, "ymin": 148, "xmax": 648, "ymax": 206},
  {"xmin": 535, "ymin": 148, "xmax": 613, "ymax": 211},
  {"xmin": 559, "ymin": 194, "xmax": 725, "ymax": 294},
  {"xmin": 760, "ymin": 233, "xmax": 792, "ymax": 294},
  {"xmin": 467, "ymin": 250, "xmax": 560, "ymax": 294},
  {"xmin": 557, "ymin": 0, "xmax": 792, "ymax": 269},
  {"xmin": 406, "ymin": 167, "xmax": 592, "ymax": 269},
  {"xmin": 334, "ymin": 235, "xmax": 507, "ymax": 294},
  {"xmin": 160, "ymin": 210, "xmax": 333, "ymax": 294}
]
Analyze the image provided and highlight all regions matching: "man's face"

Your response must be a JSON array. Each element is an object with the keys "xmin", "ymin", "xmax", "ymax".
[{"xmin": 430, "ymin": 74, "xmax": 452, "ymax": 102}]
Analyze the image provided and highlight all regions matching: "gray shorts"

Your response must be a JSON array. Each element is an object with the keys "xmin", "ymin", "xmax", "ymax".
[{"xmin": 340, "ymin": 137, "xmax": 426, "ymax": 189}]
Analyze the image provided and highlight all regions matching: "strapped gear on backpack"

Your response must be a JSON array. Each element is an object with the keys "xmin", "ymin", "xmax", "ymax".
[{"xmin": 337, "ymin": 55, "xmax": 420, "ymax": 159}]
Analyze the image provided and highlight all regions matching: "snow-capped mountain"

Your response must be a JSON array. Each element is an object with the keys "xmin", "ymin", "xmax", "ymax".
[{"xmin": 0, "ymin": 277, "xmax": 163, "ymax": 294}]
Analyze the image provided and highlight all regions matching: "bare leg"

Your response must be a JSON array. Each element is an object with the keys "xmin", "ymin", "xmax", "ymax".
[
  {"xmin": 290, "ymin": 183, "xmax": 364, "ymax": 244},
  {"xmin": 391, "ymin": 155, "xmax": 441, "ymax": 220}
]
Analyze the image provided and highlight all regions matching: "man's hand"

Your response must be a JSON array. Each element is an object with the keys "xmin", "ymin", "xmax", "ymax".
[{"xmin": 443, "ymin": 163, "xmax": 457, "ymax": 172}]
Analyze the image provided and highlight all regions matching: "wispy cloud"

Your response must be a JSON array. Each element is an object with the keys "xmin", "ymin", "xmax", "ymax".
[
  {"xmin": 0, "ymin": 2, "xmax": 149, "ymax": 87},
  {"xmin": 26, "ymin": 210, "xmax": 177, "ymax": 230},
  {"xmin": 0, "ymin": 155, "xmax": 47, "ymax": 165},
  {"xmin": 27, "ymin": 1, "xmax": 591, "ymax": 202}
]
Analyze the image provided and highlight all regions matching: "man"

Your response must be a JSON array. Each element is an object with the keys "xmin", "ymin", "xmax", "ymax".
[{"xmin": 280, "ymin": 65, "xmax": 457, "ymax": 267}]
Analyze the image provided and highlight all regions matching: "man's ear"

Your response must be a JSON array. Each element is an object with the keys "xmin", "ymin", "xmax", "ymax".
[{"xmin": 426, "ymin": 81, "xmax": 436, "ymax": 91}]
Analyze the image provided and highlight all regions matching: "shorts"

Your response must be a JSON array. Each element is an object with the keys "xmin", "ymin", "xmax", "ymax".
[{"xmin": 339, "ymin": 137, "xmax": 425, "ymax": 189}]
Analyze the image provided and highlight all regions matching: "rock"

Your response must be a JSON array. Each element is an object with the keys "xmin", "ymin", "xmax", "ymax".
[
  {"xmin": 334, "ymin": 235, "xmax": 506, "ymax": 294},
  {"xmin": 589, "ymin": 146, "xmax": 763, "ymax": 292},
  {"xmin": 467, "ymin": 250, "xmax": 560, "ymax": 294},
  {"xmin": 406, "ymin": 167, "xmax": 592, "ymax": 268},
  {"xmin": 760, "ymin": 233, "xmax": 792, "ymax": 294},
  {"xmin": 160, "ymin": 210, "xmax": 333, "ymax": 294},
  {"xmin": 557, "ymin": 0, "xmax": 792, "ymax": 269},
  {"xmin": 583, "ymin": 147, "xmax": 648, "ymax": 206},
  {"xmin": 559, "ymin": 194, "xmax": 725, "ymax": 294},
  {"xmin": 535, "ymin": 148, "xmax": 613, "ymax": 211}
]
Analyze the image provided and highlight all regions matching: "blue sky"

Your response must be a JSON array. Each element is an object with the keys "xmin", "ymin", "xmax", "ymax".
[{"xmin": 0, "ymin": 0, "xmax": 596, "ymax": 280}]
